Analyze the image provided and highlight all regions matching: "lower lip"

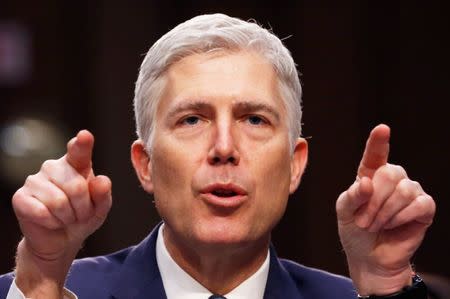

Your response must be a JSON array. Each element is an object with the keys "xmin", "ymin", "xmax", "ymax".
[{"xmin": 200, "ymin": 193, "xmax": 247, "ymax": 209}]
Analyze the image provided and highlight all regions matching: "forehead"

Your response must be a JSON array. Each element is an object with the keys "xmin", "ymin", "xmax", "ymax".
[{"xmin": 156, "ymin": 50, "xmax": 286, "ymax": 115}]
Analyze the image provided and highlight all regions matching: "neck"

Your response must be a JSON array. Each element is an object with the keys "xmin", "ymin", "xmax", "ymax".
[{"xmin": 163, "ymin": 225, "xmax": 270, "ymax": 295}]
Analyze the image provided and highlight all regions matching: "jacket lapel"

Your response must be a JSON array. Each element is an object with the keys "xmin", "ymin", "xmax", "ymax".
[
  {"xmin": 263, "ymin": 246, "xmax": 305, "ymax": 299},
  {"xmin": 110, "ymin": 224, "xmax": 167, "ymax": 299}
]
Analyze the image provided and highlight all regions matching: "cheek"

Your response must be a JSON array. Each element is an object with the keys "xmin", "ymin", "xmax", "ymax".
[
  {"xmin": 249, "ymin": 139, "xmax": 292, "ymax": 213},
  {"xmin": 256, "ymin": 160, "xmax": 291, "ymax": 205},
  {"xmin": 150, "ymin": 137, "xmax": 206, "ymax": 206},
  {"xmin": 151, "ymin": 146, "xmax": 193, "ymax": 225},
  {"xmin": 247, "ymin": 136, "xmax": 292, "ymax": 188},
  {"xmin": 150, "ymin": 143, "xmax": 190, "ymax": 204}
]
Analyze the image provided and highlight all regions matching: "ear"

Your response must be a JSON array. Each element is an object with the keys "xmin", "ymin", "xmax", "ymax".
[
  {"xmin": 289, "ymin": 137, "xmax": 308, "ymax": 194},
  {"xmin": 131, "ymin": 140, "xmax": 154, "ymax": 193}
]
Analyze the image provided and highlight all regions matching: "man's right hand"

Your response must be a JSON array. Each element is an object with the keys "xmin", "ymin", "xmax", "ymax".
[{"xmin": 12, "ymin": 130, "xmax": 112, "ymax": 298}]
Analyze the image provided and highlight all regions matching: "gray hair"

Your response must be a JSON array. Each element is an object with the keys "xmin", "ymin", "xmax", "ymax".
[{"xmin": 134, "ymin": 13, "xmax": 302, "ymax": 151}]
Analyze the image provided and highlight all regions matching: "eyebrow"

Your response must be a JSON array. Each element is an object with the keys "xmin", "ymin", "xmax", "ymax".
[
  {"xmin": 233, "ymin": 101, "xmax": 281, "ymax": 122},
  {"xmin": 166, "ymin": 101, "xmax": 212, "ymax": 119}
]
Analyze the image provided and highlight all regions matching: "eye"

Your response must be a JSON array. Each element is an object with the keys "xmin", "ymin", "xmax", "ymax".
[
  {"xmin": 247, "ymin": 115, "xmax": 267, "ymax": 126},
  {"xmin": 181, "ymin": 116, "xmax": 200, "ymax": 126}
]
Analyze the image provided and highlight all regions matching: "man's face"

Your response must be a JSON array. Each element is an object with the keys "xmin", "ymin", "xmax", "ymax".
[{"xmin": 133, "ymin": 51, "xmax": 307, "ymax": 250}]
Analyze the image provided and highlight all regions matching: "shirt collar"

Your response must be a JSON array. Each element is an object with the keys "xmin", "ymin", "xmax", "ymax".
[{"xmin": 156, "ymin": 223, "xmax": 270, "ymax": 299}]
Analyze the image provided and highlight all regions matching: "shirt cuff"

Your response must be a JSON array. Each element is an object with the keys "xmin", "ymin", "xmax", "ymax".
[{"xmin": 7, "ymin": 278, "xmax": 78, "ymax": 299}]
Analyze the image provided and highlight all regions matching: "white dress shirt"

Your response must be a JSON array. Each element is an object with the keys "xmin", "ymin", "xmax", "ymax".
[{"xmin": 7, "ymin": 224, "xmax": 270, "ymax": 299}]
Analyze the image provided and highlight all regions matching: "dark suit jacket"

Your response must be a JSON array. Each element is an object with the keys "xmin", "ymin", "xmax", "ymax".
[{"xmin": 0, "ymin": 224, "xmax": 357, "ymax": 298}]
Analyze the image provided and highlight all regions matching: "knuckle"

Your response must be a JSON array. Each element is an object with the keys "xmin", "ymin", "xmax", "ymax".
[
  {"xmin": 393, "ymin": 164, "xmax": 407, "ymax": 176},
  {"xmin": 410, "ymin": 180, "xmax": 424, "ymax": 193},
  {"xmin": 64, "ymin": 177, "xmax": 88, "ymax": 197},
  {"xmin": 376, "ymin": 164, "xmax": 405, "ymax": 183},
  {"xmin": 429, "ymin": 196, "xmax": 436, "ymax": 213},
  {"xmin": 41, "ymin": 159, "xmax": 58, "ymax": 173},
  {"xmin": 409, "ymin": 179, "xmax": 421, "ymax": 188},
  {"xmin": 420, "ymin": 194, "xmax": 436, "ymax": 211},
  {"xmin": 52, "ymin": 191, "xmax": 68, "ymax": 206},
  {"xmin": 11, "ymin": 188, "xmax": 26, "ymax": 207},
  {"xmin": 33, "ymin": 204, "xmax": 49, "ymax": 220},
  {"xmin": 396, "ymin": 179, "xmax": 414, "ymax": 199},
  {"xmin": 24, "ymin": 174, "xmax": 37, "ymax": 186},
  {"xmin": 47, "ymin": 195, "xmax": 68, "ymax": 212}
]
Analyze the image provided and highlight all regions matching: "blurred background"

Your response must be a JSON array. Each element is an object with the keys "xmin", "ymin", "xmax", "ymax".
[{"xmin": 1, "ymin": 1, "xmax": 449, "ymax": 281}]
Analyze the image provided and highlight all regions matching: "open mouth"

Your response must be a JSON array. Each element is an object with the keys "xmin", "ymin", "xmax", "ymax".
[
  {"xmin": 199, "ymin": 184, "xmax": 247, "ymax": 209},
  {"xmin": 200, "ymin": 183, "xmax": 247, "ymax": 202},
  {"xmin": 211, "ymin": 189, "xmax": 238, "ymax": 197}
]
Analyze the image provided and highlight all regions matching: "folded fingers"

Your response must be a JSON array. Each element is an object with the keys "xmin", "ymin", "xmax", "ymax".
[
  {"xmin": 368, "ymin": 178, "xmax": 423, "ymax": 232},
  {"xmin": 384, "ymin": 194, "xmax": 435, "ymax": 229},
  {"xmin": 14, "ymin": 158, "xmax": 95, "ymax": 230},
  {"xmin": 24, "ymin": 173, "xmax": 77, "ymax": 225},
  {"xmin": 354, "ymin": 164, "xmax": 407, "ymax": 228}
]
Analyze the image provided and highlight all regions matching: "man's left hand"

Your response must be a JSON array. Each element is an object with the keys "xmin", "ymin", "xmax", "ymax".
[{"xmin": 336, "ymin": 124, "xmax": 435, "ymax": 296}]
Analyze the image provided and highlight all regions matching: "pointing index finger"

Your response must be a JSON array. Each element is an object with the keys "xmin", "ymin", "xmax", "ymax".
[
  {"xmin": 357, "ymin": 124, "xmax": 390, "ymax": 179},
  {"xmin": 65, "ymin": 130, "xmax": 94, "ymax": 178}
]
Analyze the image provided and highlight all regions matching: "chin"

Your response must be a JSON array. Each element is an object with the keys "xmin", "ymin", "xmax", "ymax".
[{"xmin": 191, "ymin": 221, "xmax": 269, "ymax": 249}]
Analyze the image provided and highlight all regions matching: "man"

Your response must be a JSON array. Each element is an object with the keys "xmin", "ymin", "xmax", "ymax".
[{"xmin": 0, "ymin": 13, "xmax": 435, "ymax": 299}]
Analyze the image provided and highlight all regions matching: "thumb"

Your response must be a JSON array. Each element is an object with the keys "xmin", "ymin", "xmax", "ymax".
[
  {"xmin": 88, "ymin": 175, "xmax": 112, "ymax": 226},
  {"xmin": 336, "ymin": 177, "xmax": 373, "ymax": 225}
]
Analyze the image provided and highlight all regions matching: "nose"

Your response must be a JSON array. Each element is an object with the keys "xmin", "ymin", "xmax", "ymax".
[{"xmin": 207, "ymin": 121, "xmax": 240, "ymax": 165}]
